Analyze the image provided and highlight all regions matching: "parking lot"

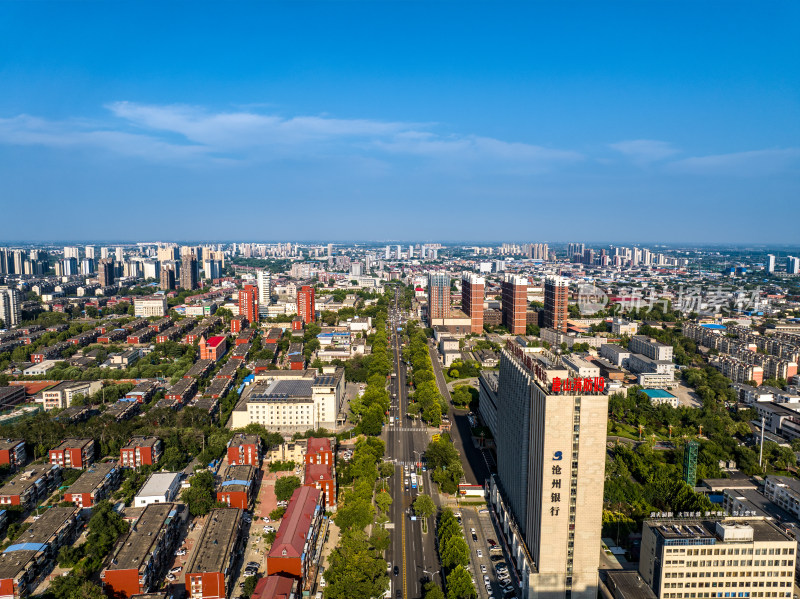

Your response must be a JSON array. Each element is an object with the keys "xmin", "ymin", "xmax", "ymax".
[{"xmin": 461, "ymin": 506, "xmax": 519, "ymax": 599}]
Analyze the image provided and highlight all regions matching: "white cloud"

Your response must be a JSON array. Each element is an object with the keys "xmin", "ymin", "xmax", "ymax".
[
  {"xmin": 609, "ymin": 139, "xmax": 680, "ymax": 163},
  {"xmin": 0, "ymin": 103, "xmax": 582, "ymax": 174},
  {"xmin": 668, "ymin": 148, "xmax": 800, "ymax": 176}
]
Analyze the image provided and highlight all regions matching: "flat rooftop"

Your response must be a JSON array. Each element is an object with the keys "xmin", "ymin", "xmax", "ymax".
[
  {"xmin": 106, "ymin": 503, "xmax": 178, "ymax": 571},
  {"xmin": 186, "ymin": 508, "xmax": 242, "ymax": 573},
  {"xmin": 220, "ymin": 465, "xmax": 257, "ymax": 493},
  {"xmin": 0, "ymin": 464, "xmax": 59, "ymax": 497},
  {"xmin": 641, "ymin": 389, "xmax": 677, "ymax": 399},
  {"xmin": 647, "ymin": 517, "xmax": 792, "ymax": 544},
  {"xmin": 136, "ymin": 472, "xmax": 181, "ymax": 498},
  {"xmin": 68, "ymin": 462, "xmax": 118, "ymax": 495},
  {"xmin": 52, "ymin": 438, "xmax": 93, "ymax": 451},
  {"xmin": 0, "ymin": 506, "xmax": 78, "ymax": 579}
]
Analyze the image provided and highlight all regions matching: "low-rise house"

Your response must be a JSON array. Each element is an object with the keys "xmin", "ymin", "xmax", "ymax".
[
  {"xmin": 133, "ymin": 472, "xmax": 182, "ymax": 508},
  {"xmin": 49, "ymin": 438, "xmax": 95, "ymax": 469},
  {"xmin": 121, "ymin": 437, "xmax": 163, "ymax": 469},
  {"xmin": 217, "ymin": 464, "xmax": 258, "ymax": 510}
]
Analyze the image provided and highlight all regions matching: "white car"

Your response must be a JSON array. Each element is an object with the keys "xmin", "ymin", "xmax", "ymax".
[
  {"xmin": 169, "ymin": 566, "xmax": 182, "ymax": 574},
  {"xmin": 480, "ymin": 564, "xmax": 487, "ymax": 573},
  {"xmin": 476, "ymin": 549, "xmax": 483, "ymax": 557},
  {"xmin": 175, "ymin": 549, "xmax": 186, "ymax": 556}
]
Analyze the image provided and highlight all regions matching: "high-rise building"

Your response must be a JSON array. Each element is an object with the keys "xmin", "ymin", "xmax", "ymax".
[
  {"xmin": 428, "ymin": 273, "xmax": 451, "ymax": 320},
  {"xmin": 384, "ymin": 246, "xmax": 391, "ymax": 260},
  {"xmin": 180, "ymin": 256, "xmax": 198, "ymax": 290},
  {"xmin": 297, "ymin": 285, "xmax": 316, "ymax": 324},
  {"xmin": 462, "ymin": 274, "xmax": 485, "ymax": 334},
  {"xmin": 766, "ymin": 254, "xmax": 776, "ymax": 274},
  {"xmin": 157, "ymin": 245, "xmax": 179, "ymax": 263},
  {"xmin": 98, "ymin": 258, "xmax": 115, "ymax": 287},
  {"xmin": 160, "ymin": 264, "xmax": 176, "ymax": 291},
  {"xmin": 501, "ymin": 274, "xmax": 527, "ymax": 334},
  {"xmin": 239, "ymin": 284, "xmax": 259, "ymax": 324},
  {"xmin": 63, "ymin": 246, "xmax": 80, "ymax": 260},
  {"xmin": 85, "ymin": 245, "xmax": 95, "ymax": 260},
  {"xmin": 543, "ymin": 275, "xmax": 569, "ymax": 333},
  {"xmin": 115, "ymin": 247, "xmax": 124, "ymax": 262},
  {"xmin": 256, "ymin": 270, "xmax": 271, "ymax": 306},
  {"xmin": 100, "ymin": 247, "xmax": 110, "ymax": 259},
  {"xmin": 0, "ymin": 248, "xmax": 7, "ymax": 275},
  {"xmin": 12, "ymin": 250, "xmax": 25, "ymax": 275},
  {"xmin": 81, "ymin": 258, "xmax": 95, "ymax": 275},
  {"xmin": 0, "ymin": 286, "xmax": 22, "ymax": 327},
  {"xmin": 62, "ymin": 257, "xmax": 78, "ymax": 276},
  {"xmin": 203, "ymin": 260, "xmax": 221, "ymax": 281},
  {"xmin": 492, "ymin": 343, "xmax": 608, "ymax": 599},
  {"xmin": 787, "ymin": 256, "xmax": 800, "ymax": 275}
]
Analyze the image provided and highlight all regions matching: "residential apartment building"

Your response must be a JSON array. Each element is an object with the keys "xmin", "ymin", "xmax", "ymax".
[
  {"xmin": 428, "ymin": 273, "xmax": 451, "ymax": 321},
  {"xmin": 227, "ymin": 434, "xmax": 261, "ymax": 466},
  {"xmin": 217, "ymin": 464, "xmax": 258, "ymax": 510},
  {"xmin": 63, "ymin": 461, "xmax": 122, "ymax": 508},
  {"xmin": 198, "ymin": 336, "xmax": 227, "ymax": 362},
  {"xmin": 543, "ymin": 275, "xmax": 569, "ymax": 333},
  {"xmin": 133, "ymin": 472, "xmax": 182, "ymax": 508},
  {"xmin": 461, "ymin": 274, "xmax": 485, "ymax": 334},
  {"xmin": 296, "ymin": 285, "xmax": 316, "ymax": 324},
  {"xmin": 501, "ymin": 274, "xmax": 528, "ymax": 335},
  {"xmin": 133, "ymin": 296, "xmax": 168, "ymax": 318},
  {"xmin": 185, "ymin": 508, "xmax": 245, "ymax": 599},
  {"xmin": 763, "ymin": 476, "xmax": 800, "ymax": 519},
  {"xmin": 0, "ymin": 465, "xmax": 62, "ymax": 508},
  {"xmin": 49, "ymin": 438, "xmax": 95, "ymax": 469},
  {"xmin": 489, "ymin": 340, "xmax": 608, "ymax": 599},
  {"xmin": 101, "ymin": 503, "xmax": 183, "ymax": 598},
  {"xmin": 37, "ymin": 380, "xmax": 101, "ymax": 411},
  {"xmin": 180, "ymin": 255, "xmax": 198, "ymax": 290},
  {"xmin": 0, "ymin": 286, "xmax": 21, "ymax": 328},
  {"xmin": 0, "ymin": 507, "xmax": 79, "ymax": 599},
  {"xmin": 304, "ymin": 462, "xmax": 335, "ymax": 509},
  {"xmin": 0, "ymin": 439, "xmax": 26, "ymax": 470},
  {"xmin": 239, "ymin": 284, "xmax": 259, "ymax": 324},
  {"xmin": 305, "ymin": 437, "xmax": 334, "ymax": 466},
  {"xmin": 267, "ymin": 487, "xmax": 323, "ymax": 581},
  {"xmin": 120, "ymin": 437, "xmax": 163, "ymax": 468},
  {"xmin": 639, "ymin": 517, "xmax": 796, "ymax": 599},
  {"xmin": 629, "ymin": 335, "xmax": 674, "ymax": 361}
]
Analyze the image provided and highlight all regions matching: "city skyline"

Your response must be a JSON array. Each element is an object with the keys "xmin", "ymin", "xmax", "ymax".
[{"xmin": 1, "ymin": 2, "xmax": 798, "ymax": 243}]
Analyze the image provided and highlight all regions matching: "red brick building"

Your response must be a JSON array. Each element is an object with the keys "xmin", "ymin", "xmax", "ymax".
[
  {"xmin": 216, "ymin": 464, "xmax": 258, "ymax": 510},
  {"xmin": 0, "ymin": 439, "xmax": 26, "ymax": 469},
  {"xmin": 501, "ymin": 274, "xmax": 528, "ymax": 335},
  {"xmin": 304, "ymin": 462, "xmax": 335, "ymax": 509},
  {"xmin": 63, "ymin": 462, "xmax": 121, "ymax": 508},
  {"xmin": 185, "ymin": 508, "xmax": 244, "ymax": 599},
  {"xmin": 199, "ymin": 335, "xmax": 227, "ymax": 361},
  {"xmin": 543, "ymin": 275, "xmax": 569, "ymax": 333},
  {"xmin": 230, "ymin": 315, "xmax": 247, "ymax": 333},
  {"xmin": 120, "ymin": 437, "xmax": 163, "ymax": 468},
  {"xmin": 304, "ymin": 437, "xmax": 333, "ymax": 466},
  {"xmin": 461, "ymin": 274, "xmax": 485, "ymax": 334},
  {"xmin": 239, "ymin": 284, "xmax": 259, "ymax": 324},
  {"xmin": 297, "ymin": 286, "xmax": 315, "ymax": 324},
  {"xmin": 227, "ymin": 433, "xmax": 261, "ymax": 466},
  {"xmin": 251, "ymin": 575, "xmax": 298, "ymax": 599},
  {"xmin": 49, "ymin": 438, "xmax": 95, "ymax": 469},
  {"xmin": 267, "ymin": 487, "xmax": 323, "ymax": 581}
]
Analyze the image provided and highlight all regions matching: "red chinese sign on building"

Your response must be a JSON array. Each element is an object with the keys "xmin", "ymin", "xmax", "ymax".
[{"xmin": 551, "ymin": 376, "xmax": 605, "ymax": 394}]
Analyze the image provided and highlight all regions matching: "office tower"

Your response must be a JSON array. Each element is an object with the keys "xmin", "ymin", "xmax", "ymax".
[
  {"xmin": 64, "ymin": 246, "xmax": 79, "ymax": 260},
  {"xmin": 350, "ymin": 262, "xmax": 363, "ymax": 277},
  {"xmin": 85, "ymin": 245, "xmax": 95, "ymax": 260},
  {"xmin": 408, "ymin": 245, "xmax": 414, "ymax": 259},
  {"xmin": 0, "ymin": 286, "xmax": 22, "ymax": 327},
  {"xmin": 501, "ymin": 274, "xmax": 527, "ymax": 335},
  {"xmin": 787, "ymin": 256, "xmax": 800, "ymax": 275},
  {"xmin": 157, "ymin": 245, "xmax": 179, "ymax": 263},
  {"xmin": 115, "ymin": 246, "xmax": 124, "ymax": 262},
  {"xmin": 160, "ymin": 264, "xmax": 176, "ymax": 291},
  {"xmin": 494, "ymin": 343, "xmax": 608, "ymax": 599},
  {"xmin": 683, "ymin": 440, "xmax": 698, "ymax": 487},
  {"xmin": 239, "ymin": 284, "xmax": 259, "ymax": 324},
  {"xmin": 256, "ymin": 270, "xmax": 271, "ymax": 306},
  {"xmin": 0, "ymin": 248, "xmax": 7, "ymax": 275},
  {"xmin": 80, "ymin": 258, "xmax": 94, "ymax": 276},
  {"xmin": 297, "ymin": 285, "xmax": 316, "ymax": 324},
  {"xmin": 203, "ymin": 260, "xmax": 221, "ymax": 280},
  {"xmin": 543, "ymin": 275, "xmax": 569, "ymax": 333},
  {"xmin": 327, "ymin": 243, "xmax": 333, "ymax": 258},
  {"xmin": 62, "ymin": 257, "xmax": 78, "ymax": 276},
  {"xmin": 766, "ymin": 254, "xmax": 776, "ymax": 274},
  {"xmin": 180, "ymin": 255, "xmax": 198, "ymax": 290},
  {"xmin": 385, "ymin": 246, "xmax": 391, "ymax": 260},
  {"xmin": 462, "ymin": 274, "xmax": 485, "ymax": 334},
  {"xmin": 98, "ymin": 258, "xmax": 115, "ymax": 287},
  {"xmin": 428, "ymin": 273, "xmax": 451, "ymax": 320}
]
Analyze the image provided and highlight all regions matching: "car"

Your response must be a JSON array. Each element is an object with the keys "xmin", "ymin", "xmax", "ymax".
[
  {"xmin": 477, "ymin": 549, "xmax": 483, "ymax": 557},
  {"xmin": 394, "ymin": 565, "xmax": 399, "ymax": 576},
  {"xmin": 480, "ymin": 565, "xmax": 487, "ymax": 573},
  {"xmin": 246, "ymin": 561, "xmax": 259, "ymax": 568},
  {"xmin": 472, "ymin": 533, "xmax": 478, "ymax": 541},
  {"xmin": 488, "ymin": 538, "xmax": 497, "ymax": 546},
  {"xmin": 491, "ymin": 555, "xmax": 502, "ymax": 561},
  {"xmin": 175, "ymin": 549, "xmax": 187, "ymax": 556},
  {"xmin": 262, "ymin": 517, "xmax": 270, "ymax": 522},
  {"xmin": 169, "ymin": 566, "xmax": 183, "ymax": 574},
  {"xmin": 470, "ymin": 527, "xmax": 476, "ymax": 533},
  {"xmin": 166, "ymin": 574, "xmax": 176, "ymax": 582},
  {"xmin": 405, "ymin": 486, "xmax": 409, "ymax": 492},
  {"xmin": 479, "ymin": 508, "xmax": 489, "ymax": 514}
]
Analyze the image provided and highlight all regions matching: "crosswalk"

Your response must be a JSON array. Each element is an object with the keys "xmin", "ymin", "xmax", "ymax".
[{"xmin": 392, "ymin": 426, "xmax": 428, "ymax": 432}]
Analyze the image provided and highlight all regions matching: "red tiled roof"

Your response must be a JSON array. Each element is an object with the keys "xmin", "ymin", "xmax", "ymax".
[
  {"xmin": 252, "ymin": 575, "xmax": 295, "ymax": 599},
  {"xmin": 304, "ymin": 462, "xmax": 332, "ymax": 482},
  {"xmin": 306, "ymin": 437, "xmax": 332, "ymax": 455},
  {"xmin": 269, "ymin": 486, "xmax": 321, "ymax": 559}
]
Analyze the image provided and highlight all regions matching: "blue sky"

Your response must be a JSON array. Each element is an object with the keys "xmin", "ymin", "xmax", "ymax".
[{"xmin": 1, "ymin": 1, "xmax": 798, "ymax": 243}]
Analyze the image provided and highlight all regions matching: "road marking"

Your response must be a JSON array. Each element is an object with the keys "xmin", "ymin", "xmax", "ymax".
[{"xmin": 402, "ymin": 514, "xmax": 408, "ymax": 599}]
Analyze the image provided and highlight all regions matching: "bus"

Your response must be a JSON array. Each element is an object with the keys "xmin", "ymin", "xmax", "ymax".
[{"xmin": 410, "ymin": 474, "xmax": 418, "ymax": 490}]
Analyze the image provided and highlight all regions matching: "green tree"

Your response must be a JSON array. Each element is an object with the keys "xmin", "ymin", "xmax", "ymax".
[
  {"xmin": 424, "ymin": 582, "xmax": 446, "ymax": 599},
  {"xmin": 360, "ymin": 403, "xmax": 385, "ymax": 436},
  {"xmin": 242, "ymin": 576, "xmax": 258, "ymax": 598},
  {"xmin": 182, "ymin": 470, "xmax": 217, "ymax": 516},
  {"xmin": 375, "ymin": 489, "xmax": 393, "ymax": 514},
  {"xmin": 275, "ymin": 475, "xmax": 302, "ymax": 502},
  {"xmin": 413, "ymin": 494, "xmax": 436, "ymax": 519},
  {"xmin": 446, "ymin": 565, "xmax": 476, "ymax": 599},
  {"xmin": 440, "ymin": 534, "xmax": 470, "ymax": 569}
]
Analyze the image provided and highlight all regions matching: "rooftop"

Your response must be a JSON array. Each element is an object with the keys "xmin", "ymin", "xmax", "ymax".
[
  {"xmin": 106, "ymin": 503, "xmax": 178, "ymax": 572},
  {"xmin": 204, "ymin": 336, "xmax": 226, "ymax": 348},
  {"xmin": 270, "ymin": 486, "xmax": 321, "ymax": 560},
  {"xmin": 220, "ymin": 464, "xmax": 257, "ymax": 493},
  {"xmin": 52, "ymin": 437, "xmax": 93, "ymax": 452},
  {"xmin": 641, "ymin": 389, "xmax": 677, "ymax": 399},
  {"xmin": 307, "ymin": 437, "xmax": 332, "ymax": 455},
  {"xmin": 67, "ymin": 462, "xmax": 118, "ymax": 495},
  {"xmin": 0, "ymin": 506, "xmax": 78, "ymax": 579},
  {"xmin": 136, "ymin": 472, "xmax": 181, "ymax": 498},
  {"xmin": 185, "ymin": 508, "xmax": 242, "ymax": 574}
]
